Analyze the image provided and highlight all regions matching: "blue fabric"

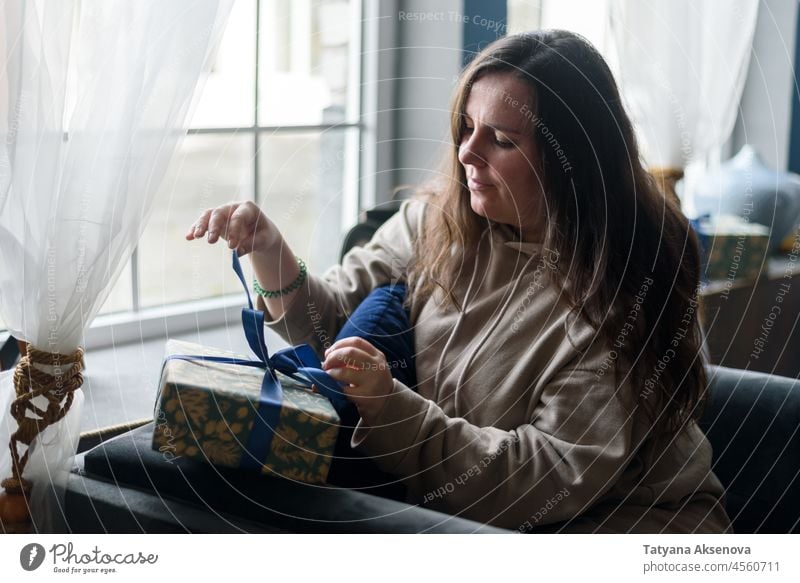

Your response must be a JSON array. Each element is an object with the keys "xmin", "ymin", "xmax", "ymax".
[
  {"xmin": 325, "ymin": 283, "xmax": 417, "ymax": 499},
  {"xmin": 335, "ymin": 283, "xmax": 417, "ymax": 388}
]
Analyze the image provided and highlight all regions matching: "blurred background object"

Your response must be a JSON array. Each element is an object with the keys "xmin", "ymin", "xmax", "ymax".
[
  {"xmin": 689, "ymin": 145, "xmax": 800, "ymax": 253},
  {"xmin": 610, "ymin": 0, "xmax": 760, "ymax": 204}
]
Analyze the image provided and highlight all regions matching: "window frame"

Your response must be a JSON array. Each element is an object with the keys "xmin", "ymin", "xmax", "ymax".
[{"xmin": 83, "ymin": 0, "xmax": 369, "ymax": 350}]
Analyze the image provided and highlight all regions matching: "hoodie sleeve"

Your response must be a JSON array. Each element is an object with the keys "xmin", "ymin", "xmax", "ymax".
[
  {"xmin": 258, "ymin": 199, "xmax": 424, "ymax": 354},
  {"xmin": 350, "ymin": 341, "xmax": 639, "ymax": 530}
]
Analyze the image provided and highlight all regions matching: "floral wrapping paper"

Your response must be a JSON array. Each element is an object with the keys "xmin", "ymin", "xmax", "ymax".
[{"xmin": 152, "ymin": 339, "xmax": 340, "ymax": 484}]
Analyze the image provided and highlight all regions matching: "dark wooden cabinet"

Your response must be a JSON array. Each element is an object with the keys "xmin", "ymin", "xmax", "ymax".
[{"xmin": 700, "ymin": 256, "xmax": 800, "ymax": 378}]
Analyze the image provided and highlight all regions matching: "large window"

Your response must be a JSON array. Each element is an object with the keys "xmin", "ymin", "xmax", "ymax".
[
  {"xmin": 507, "ymin": 0, "xmax": 610, "ymax": 51},
  {"xmin": 100, "ymin": 0, "xmax": 362, "ymax": 315}
]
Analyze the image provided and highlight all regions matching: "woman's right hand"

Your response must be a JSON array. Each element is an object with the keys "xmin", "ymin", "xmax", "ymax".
[{"xmin": 185, "ymin": 201, "xmax": 282, "ymax": 257}]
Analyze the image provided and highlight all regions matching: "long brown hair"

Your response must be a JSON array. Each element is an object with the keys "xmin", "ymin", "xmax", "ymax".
[{"xmin": 408, "ymin": 30, "xmax": 707, "ymax": 436}]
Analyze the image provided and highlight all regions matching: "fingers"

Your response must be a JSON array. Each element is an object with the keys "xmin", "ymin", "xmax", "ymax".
[
  {"xmin": 234, "ymin": 238, "xmax": 262, "ymax": 258},
  {"xmin": 186, "ymin": 205, "xmax": 235, "ymax": 243},
  {"xmin": 325, "ymin": 366, "xmax": 359, "ymax": 386},
  {"xmin": 186, "ymin": 202, "xmax": 261, "ymax": 245},
  {"xmin": 225, "ymin": 203, "xmax": 259, "ymax": 248},
  {"xmin": 324, "ymin": 366, "xmax": 391, "ymax": 413},
  {"xmin": 321, "ymin": 340, "xmax": 394, "ymax": 416},
  {"xmin": 323, "ymin": 346, "xmax": 375, "ymax": 371},
  {"xmin": 186, "ymin": 201, "xmax": 276, "ymax": 258},
  {"xmin": 186, "ymin": 208, "xmax": 213, "ymax": 240},
  {"xmin": 207, "ymin": 204, "xmax": 240, "ymax": 244},
  {"xmin": 324, "ymin": 336, "xmax": 382, "ymax": 360}
]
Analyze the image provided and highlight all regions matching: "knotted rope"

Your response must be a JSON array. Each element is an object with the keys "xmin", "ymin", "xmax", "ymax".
[{"xmin": 1, "ymin": 344, "xmax": 84, "ymax": 495}]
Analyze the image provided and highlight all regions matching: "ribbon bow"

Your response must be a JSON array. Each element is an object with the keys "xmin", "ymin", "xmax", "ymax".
[{"xmin": 164, "ymin": 251, "xmax": 347, "ymax": 471}]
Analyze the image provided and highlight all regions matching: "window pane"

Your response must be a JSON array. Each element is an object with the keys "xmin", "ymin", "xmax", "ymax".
[
  {"xmin": 258, "ymin": 0, "xmax": 359, "ymax": 126},
  {"xmin": 139, "ymin": 133, "xmax": 255, "ymax": 308},
  {"xmin": 257, "ymin": 128, "xmax": 357, "ymax": 271},
  {"xmin": 189, "ymin": 0, "xmax": 257, "ymax": 129},
  {"xmin": 540, "ymin": 0, "xmax": 611, "ymax": 55},
  {"xmin": 507, "ymin": 0, "xmax": 543, "ymax": 34},
  {"xmin": 97, "ymin": 257, "xmax": 133, "ymax": 315}
]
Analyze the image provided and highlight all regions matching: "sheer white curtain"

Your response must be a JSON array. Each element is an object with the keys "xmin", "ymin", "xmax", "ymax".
[
  {"xmin": 608, "ymin": 0, "xmax": 759, "ymax": 169},
  {"xmin": 0, "ymin": 0, "xmax": 231, "ymax": 531}
]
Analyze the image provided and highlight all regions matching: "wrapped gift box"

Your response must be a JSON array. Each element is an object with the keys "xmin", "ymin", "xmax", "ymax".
[
  {"xmin": 693, "ymin": 215, "xmax": 770, "ymax": 283},
  {"xmin": 153, "ymin": 339, "xmax": 340, "ymax": 484}
]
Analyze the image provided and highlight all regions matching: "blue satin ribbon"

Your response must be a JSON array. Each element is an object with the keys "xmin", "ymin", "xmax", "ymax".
[{"xmin": 164, "ymin": 251, "xmax": 346, "ymax": 471}]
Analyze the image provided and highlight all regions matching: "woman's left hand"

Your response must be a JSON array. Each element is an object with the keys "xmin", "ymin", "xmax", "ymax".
[{"xmin": 322, "ymin": 337, "xmax": 394, "ymax": 420}]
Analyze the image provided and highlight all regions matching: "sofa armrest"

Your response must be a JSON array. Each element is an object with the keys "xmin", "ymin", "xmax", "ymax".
[
  {"xmin": 64, "ymin": 423, "xmax": 508, "ymax": 533},
  {"xmin": 700, "ymin": 364, "xmax": 800, "ymax": 533}
]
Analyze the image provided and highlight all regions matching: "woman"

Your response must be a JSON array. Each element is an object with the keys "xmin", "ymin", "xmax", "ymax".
[{"xmin": 187, "ymin": 30, "xmax": 730, "ymax": 533}]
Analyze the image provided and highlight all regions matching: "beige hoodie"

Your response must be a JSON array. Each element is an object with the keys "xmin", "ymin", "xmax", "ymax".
[{"xmin": 261, "ymin": 199, "xmax": 731, "ymax": 533}]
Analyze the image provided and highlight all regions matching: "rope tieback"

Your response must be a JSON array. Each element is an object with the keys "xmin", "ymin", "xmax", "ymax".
[{"xmin": 2, "ymin": 344, "xmax": 84, "ymax": 495}]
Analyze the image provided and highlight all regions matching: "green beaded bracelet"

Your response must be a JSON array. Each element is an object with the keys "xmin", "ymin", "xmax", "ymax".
[{"xmin": 253, "ymin": 257, "xmax": 307, "ymax": 298}]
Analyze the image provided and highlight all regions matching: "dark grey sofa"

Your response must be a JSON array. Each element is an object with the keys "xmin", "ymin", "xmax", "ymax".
[
  {"xmin": 64, "ymin": 422, "xmax": 504, "ymax": 533},
  {"xmin": 62, "ymin": 364, "xmax": 799, "ymax": 533},
  {"xmin": 699, "ymin": 365, "xmax": 800, "ymax": 533}
]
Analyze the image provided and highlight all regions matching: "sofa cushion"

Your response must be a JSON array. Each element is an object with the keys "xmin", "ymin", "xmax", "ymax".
[
  {"xmin": 79, "ymin": 423, "xmax": 502, "ymax": 533},
  {"xmin": 334, "ymin": 282, "xmax": 416, "ymax": 388},
  {"xmin": 700, "ymin": 365, "xmax": 800, "ymax": 533}
]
